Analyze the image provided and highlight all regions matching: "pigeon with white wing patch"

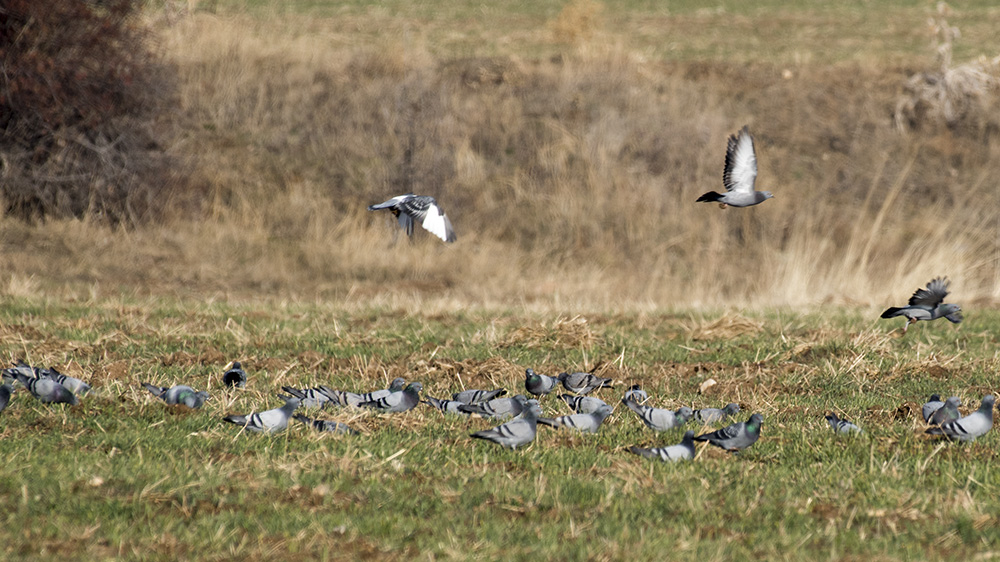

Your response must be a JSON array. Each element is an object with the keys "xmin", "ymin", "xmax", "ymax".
[
  {"xmin": 696, "ymin": 126, "xmax": 774, "ymax": 208},
  {"xmin": 368, "ymin": 194, "xmax": 456, "ymax": 243}
]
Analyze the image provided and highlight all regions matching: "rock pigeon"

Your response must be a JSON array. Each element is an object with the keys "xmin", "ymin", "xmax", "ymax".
[
  {"xmin": 38, "ymin": 367, "xmax": 91, "ymax": 396},
  {"xmin": 628, "ymin": 430, "xmax": 697, "ymax": 463},
  {"xmin": 223, "ymin": 362, "xmax": 247, "ymax": 388},
  {"xmin": 880, "ymin": 277, "xmax": 962, "ymax": 334},
  {"xmin": 319, "ymin": 378, "xmax": 407, "ymax": 408},
  {"xmin": 525, "ymin": 369, "xmax": 559, "ymax": 397},
  {"xmin": 825, "ymin": 412, "xmax": 862, "ymax": 435},
  {"xmin": 622, "ymin": 397, "xmax": 692, "ymax": 431},
  {"xmin": 15, "ymin": 372, "xmax": 78, "ymax": 405},
  {"xmin": 694, "ymin": 414, "xmax": 763, "ymax": 452},
  {"xmin": 694, "ymin": 403, "xmax": 740, "ymax": 425},
  {"xmin": 293, "ymin": 414, "xmax": 358, "ymax": 435},
  {"xmin": 142, "ymin": 383, "xmax": 210, "ymax": 409},
  {"xmin": 368, "ymin": 194, "xmax": 456, "ymax": 243},
  {"xmin": 537, "ymin": 404, "xmax": 613, "ymax": 434},
  {"xmin": 424, "ymin": 396, "xmax": 469, "ymax": 415},
  {"xmin": 696, "ymin": 126, "xmax": 774, "ymax": 208},
  {"xmin": 459, "ymin": 394, "xmax": 528, "ymax": 419},
  {"xmin": 0, "ymin": 384, "xmax": 10, "ymax": 414},
  {"xmin": 3, "ymin": 360, "xmax": 36, "ymax": 388},
  {"xmin": 558, "ymin": 372, "xmax": 613, "ymax": 395},
  {"xmin": 921, "ymin": 394, "xmax": 944, "ymax": 423},
  {"xmin": 929, "ymin": 396, "xmax": 961, "ymax": 426},
  {"xmin": 358, "ymin": 382, "xmax": 422, "ymax": 413},
  {"xmin": 281, "ymin": 386, "xmax": 333, "ymax": 408},
  {"xmin": 623, "ymin": 384, "xmax": 648, "ymax": 403},
  {"xmin": 559, "ymin": 394, "xmax": 608, "ymax": 415},
  {"xmin": 223, "ymin": 397, "xmax": 300, "ymax": 433},
  {"xmin": 470, "ymin": 402, "xmax": 542, "ymax": 450},
  {"xmin": 452, "ymin": 388, "xmax": 507, "ymax": 404},
  {"xmin": 927, "ymin": 395, "xmax": 994, "ymax": 442}
]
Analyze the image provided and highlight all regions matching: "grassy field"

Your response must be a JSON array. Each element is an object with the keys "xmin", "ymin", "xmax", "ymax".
[{"xmin": 1, "ymin": 296, "xmax": 999, "ymax": 560}]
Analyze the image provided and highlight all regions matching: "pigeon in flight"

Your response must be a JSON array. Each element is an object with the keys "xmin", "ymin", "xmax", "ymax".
[
  {"xmin": 921, "ymin": 394, "xmax": 944, "ymax": 423},
  {"xmin": 143, "ymin": 383, "xmax": 210, "ymax": 409},
  {"xmin": 293, "ymin": 414, "xmax": 358, "ymax": 434},
  {"xmin": 696, "ymin": 126, "xmax": 774, "ymax": 208},
  {"xmin": 452, "ymin": 388, "xmax": 507, "ymax": 405},
  {"xmin": 525, "ymin": 369, "xmax": 559, "ymax": 397},
  {"xmin": 223, "ymin": 362, "xmax": 247, "ymax": 388},
  {"xmin": 223, "ymin": 397, "xmax": 300, "ymax": 433},
  {"xmin": 929, "ymin": 396, "xmax": 961, "ymax": 426},
  {"xmin": 825, "ymin": 412, "xmax": 862, "ymax": 435},
  {"xmin": 15, "ymin": 372, "xmax": 78, "ymax": 405},
  {"xmin": 559, "ymin": 394, "xmax": 608, "ymax": 415},
  {"xmin": 470, "ymin": 402, "xmax": 542, "ymax": 450},
  {"xmin": 358, "ymin": 382, "xmax": 423, "ymax": 413},
  {"xmin": 695, "ymin": 413, "xmax": 763, "ymax": 452},
  {"xmin": 926, "ymin": 395, "xmax": 994, "ymax": 442},
  {"xmin": 628, "ymin": 430, "xmax": 697, "ymax": 463},
  {"xmin": 0, "ymin": 384, "xmax": 10, "ymax": 414},
  {"xmin": 623, "ymin": 384, "xmax": 648, "ymax": 403},
  {"xmin": 880, "ymin": 277, "xmax": 962, "ymax": 334},
  {"xmin": 368, "ymin": 194, "xmax": 456, "ymax": 243},
  {"xmin": 693, "ymin": 403, "xmax": 740, "ymax": 425},
  {"xmin": 537, "ymin": 404, "xmax": 613, "ymax": 434},
  {"xmin": 622, "ymin": 397, "xmax": 692, "ymax": 431},
  {"xmin": 558, "ymin": 372, "xmax": 613, "ymax": 395}
]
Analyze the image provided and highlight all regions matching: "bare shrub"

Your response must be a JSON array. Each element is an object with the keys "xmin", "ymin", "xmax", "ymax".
[{"xmin": 0, "ymin": 0, "xmax": 183, "ymax": 223}]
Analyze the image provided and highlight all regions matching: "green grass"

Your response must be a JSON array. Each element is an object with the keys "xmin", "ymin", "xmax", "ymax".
[{"xmin": 1, "ymin": 296, "xmax": 999, "ymax": 559}]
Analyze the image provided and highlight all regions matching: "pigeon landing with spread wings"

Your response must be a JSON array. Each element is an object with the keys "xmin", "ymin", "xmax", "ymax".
[
  {"xmin": 696, "ymin": 126, "xmax": 774, "ymax": 208},
  {"xmin": 881, "ymin": 277, "xmax": 962, "ymax": 334},
  {"xmin": 368, "ymin": 194, "xmax": 456, "ymax": 243}
]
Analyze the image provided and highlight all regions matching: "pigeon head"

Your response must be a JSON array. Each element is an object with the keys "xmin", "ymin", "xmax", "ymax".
[
  {"xmin": 628, "ymin": 384, "xmax": 642, "ymax": 391},
  {"xmin": 928, "ymin": 394, "xmax": 941, "ymax": 402},
  {"xmin": 939, "ymin": 303, "xmax": 961, "ymax": 315},
  {"xmin": 675, "ymin": 407, "xmax": 694, "ymax": 422},
  {"xmin": 283, "ymin": 397, "xmax": 301, "ymax": 409},
  {"xmin": 824, "ymin": 413, "xmax": 837, "ymax": 424},
  {"xmin": 747, "ymin": 414, "xmax": 764, "ymax": 431},
  {"xmin": 405, "ymin": 382, "xmax": 423, "ymax": 394},
  {"xmin": 389, "ymin": 378, "xmax": 407, "ymax": 391},
  {"xmin": 525, "ymin": 369, "xmax": 538, "ymax": 380},
  {"xmin": 512, "ymin": 394, "xmax": 529, "ymax": 405},
  {"xmin": 944, "ymin": 396, "xmax": 960, "ymax": 407},
  {"xmin": 980, "ymin": 394, "xmax": 995, "ymax": 412},
  {"xmin": 557, "ymin": 372, "xmax": 569, "ymax": 382},
  {"xmin": 723, "ymin": 403, "xmax": 740, "ymax": 415},
  {"xmin": 762, "ymin": 191, "xmax": 774, "ymax": 199},
  {"xmin": 593, "ymin": 404, "xmax": 614, "ymax": 421}
]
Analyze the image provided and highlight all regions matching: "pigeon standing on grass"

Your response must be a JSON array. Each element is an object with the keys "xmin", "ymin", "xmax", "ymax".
[
  {"xmin": 695, "ymin": 414, "xmax": 763, "ymax": 452},
  {"xmin": 825, "ymin": 413, "xmax": 862, "ymax": 435},
  {"xmin": 926, "ymin": 395, "xmax": 994, "ymax": 442},
  {"xmin": 0, "ymin": 384, "xmax": 11, "ymax": 414},
  {"xmin": 368, "ymin": 194, "xmax": 457, "ymax": 243},
  {"xmin": 293, "ymin": 414, "xmax": 358, "ymax": 435},
  {"xmin": 15, "ymin": 372, "xmax": 78, "ymax": 405},
  {"xmin": 880, "ymin": 277, "xmax": 962, "ymax": 334},
  {"xmin": 694, "ymin": 403, "xmax": 741, "ymax": 425},
  {"xmin": 452, "ymin": 388, "xmax": 507, "ymax": 404},
  {"xmin": 38, "ymin": 367, "xmax": 91, "ymax": 396},
  {"xmin": 281, "ymin": 386, "xmax": 334, "ymax": 408},
  {"xmin": 358, "ymin": 382, "xmax": 423, "ymax": 413},
  {"xmin": 622, "ymin": 398, "xmax": 693, "ymax": 431},
  {"xmin": 558, "ymin": 372, "xmax": 613, "ymax": 395},
  {"xmin": 424, "ymin": 396, "xmax": 469, "ymax": 415},
  {"xmin": 623, "ymin": 385, "xmax": 648, "ymax": 403},
  {"xmin": 560, "ymin": 394, "xmax": 608, "ymax": 415},
  {"xmin": 223, "ymin": 362, "xmax": 247, "ymax": 388},
  {"xmin": 223, "ymin": 397, "xmax": 300, "ymax": 433},
  {"xmin": 142, "ymin": 383, "xmax": 210, "ymax": 409},
  {"xmin": 921, "ymin": 394, "xmax": 944, "ymax": 423},
  {"xmin": 319, "ymin": 378, "xmax": 406, "ymax": 408},
  {"xmin": 525, "ymin": 369, "xmax": 559, "ymax": 397},
  {"xmin": 628, "ymin": 430, "xmax": 697, "ymax": 463},
  {"xmin": 537, "ymin": 404, "xmax": 613, "ymax": 434},
  {"xmin": 459, "ymin": 395, "xmax": 528, "ymax": 419},
  {"xmin": 470, "ymin": 402, "xmax": 542, "ymax": 450},
  {"xmin": 929, "ymin": 396, "xmax": 962, "ymax": 426},
  {"xmin": 696, "ymin": 126, "xmax": 774, "ymax": 208}
]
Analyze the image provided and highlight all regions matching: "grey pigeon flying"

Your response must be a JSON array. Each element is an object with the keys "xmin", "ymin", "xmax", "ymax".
[
  {"xmin": 459, "ymin": 394, "xmax": 528, "ymax": 419},
  {"xmin": 921, "ymin": 394, "xmax": 944, "ymax": 423},
  {"xmin": 15, "ymin": 372, "xmax": 78, "ymax": 405},
  {"xmin": 424, "ymin": 396, "xmax": 469, "ymax": 415},
  {"xmin": 623, "ymin": 384, "xmax": 648, "ymax": 403},
  {"xmin": 622, "ymin": 397, "xmax": 692, "ymax": 432},
  {"xmin": 358, "ymin": 382, "xmax": 423, "ymax": 413},
  {"xmin": 825, "ymin": 413, "xmax": 862, "ymax": 435},
  {"xmin": 558, "ymin": 372, "xmax": 613, "ymax": 395},
  {"xmin": 319, "ymin": 378, "xmax": 406, "ymax": 408},
  {"xmin": 537, "ymin": 404, "xmax": 613, "ymax": 434},
  {"xmin": 452, "ymin": 388, "xmax": 507, "ymax": 405},
  {"xmin": 881, "ymin": 277, "xmax": 962, "ymax": 334},
  {"xmin": 525, "ymin": 368, "xmax": 559, "ymax": 397},
  {"xmin": 696, "ymin": 126, "xmax": 774, "ymax": 208},
  {"xmin": 628, "ymin": 430, "xmax": 697, "ymax": 463},
  {"xmin": 927, "ymin": 395, "xmax": 994, "ymax": 442},
  {"xmin": 39, "ymin": 367, "xmax": 91, "ymax": 396},
  {"xmin": 560, "ymin": 394, "xmax": 608, "ymax": 415},
  {"xmin": 929, "ymin": 396, "xmax": 962, "ymax": 426},
  {"xmin": 223, "ymin": 396, "xmax": 300, "ymax": 433},
  {"xmin": 281, "ymin": 386, "xmax": 332, "ymax": 408},
  {"xmin": 293, "ymin": 414, "xmax": 357, "ymax": 435},
  {"xmin": 694, "ymin": 403, "xmax": 741, "ymax": 425},
  {"xmin": 142, "ymin": 383, "xmax": 210, "ymax": 409},
  {"xmin": 0, "ymin": 384, "xmax": 10, "ymax": 414},
  {"xmin": 694, "ymin": 413, "xmax": 763, "ymax": 452},
  {"xmin": 470, "ymin": 402, "xmax": 542, "ymax": 450},
  {"xmin": 223, "ymin": 362, "xmax": 247, "ymax": 388},
  {"xmin": 368, "ymin": 194, "xmax": 456, "ymax": 243}
]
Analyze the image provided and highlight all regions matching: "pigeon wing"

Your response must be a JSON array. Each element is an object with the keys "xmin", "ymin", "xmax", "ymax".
[
  {"xmin": 723, "ymin": 126, "xmax": 758, "ymax": 195},
  {"xmin": 908, "ymin": 277, "xmax": 949, "ymax": 308}
]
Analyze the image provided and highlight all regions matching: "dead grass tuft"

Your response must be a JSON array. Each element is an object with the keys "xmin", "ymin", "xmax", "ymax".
[
  {"xmin": 549, "ymin": 0, "xmax": 604, "ymax": 44},
  {"xmin": 501, "ymin": 315, "xmax": 597, "ymax": 349},
  {"xmin": 687, "ymin": 314, "xmax": 765, "ymax": 341}
]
